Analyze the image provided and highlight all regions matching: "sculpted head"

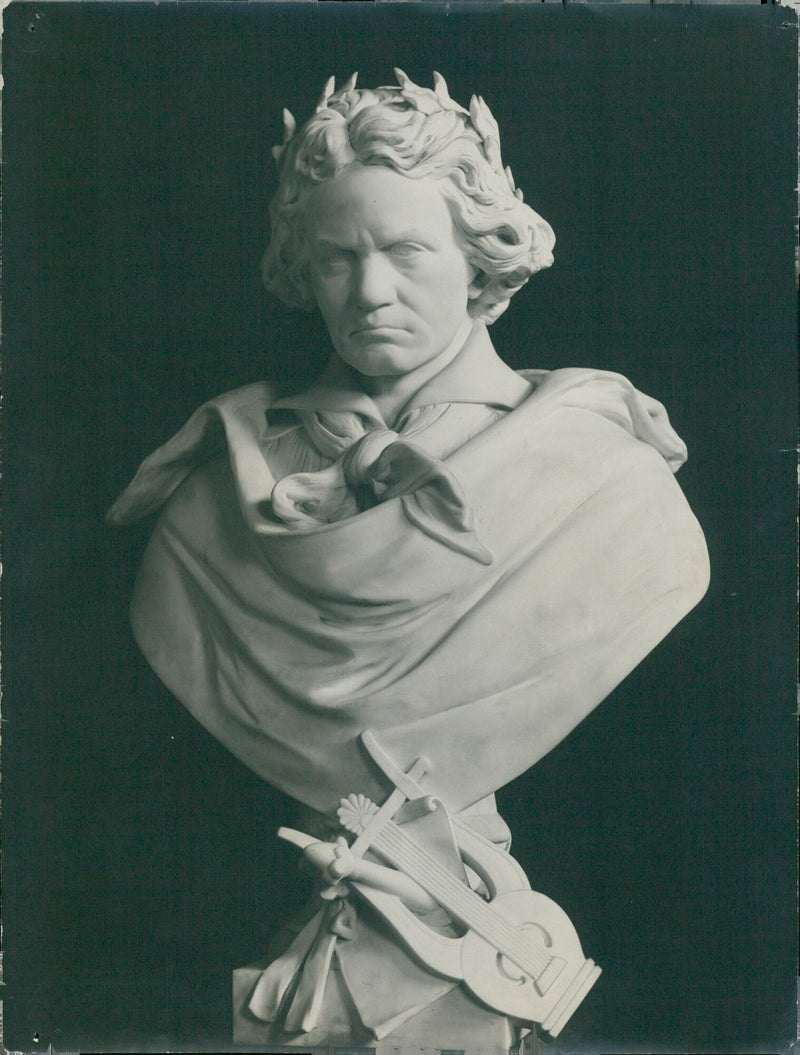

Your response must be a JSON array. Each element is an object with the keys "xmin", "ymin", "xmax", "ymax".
[{"xmin": 263, "ymin": 70, "xmax": 556, "ymax": 331}]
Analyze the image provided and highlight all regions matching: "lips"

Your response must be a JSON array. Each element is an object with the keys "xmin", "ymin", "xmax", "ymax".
[{"xmin": 350, "ymin": 324, "xmax": 407, "ymax": 338}]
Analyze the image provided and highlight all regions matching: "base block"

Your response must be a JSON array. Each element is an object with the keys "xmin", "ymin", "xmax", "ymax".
[{"xmin": 233, "ymin": 961, "xmax": 540, "ymax": 1055}]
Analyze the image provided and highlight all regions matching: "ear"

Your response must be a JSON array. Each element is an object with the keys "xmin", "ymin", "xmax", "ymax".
[{"xmin": 467, "ymin": 268, "xmax": 489, "ymax": 302}]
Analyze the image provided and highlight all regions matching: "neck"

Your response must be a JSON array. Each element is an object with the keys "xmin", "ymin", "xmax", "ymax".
[{"xmin": 359, "ymin": 318, "xmax": 475, "ymax": 427}]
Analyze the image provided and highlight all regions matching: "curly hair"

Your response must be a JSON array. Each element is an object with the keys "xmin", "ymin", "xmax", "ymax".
[{"xmin": 262, "ymin": 72, "xmax": 555, "ymax": 325}]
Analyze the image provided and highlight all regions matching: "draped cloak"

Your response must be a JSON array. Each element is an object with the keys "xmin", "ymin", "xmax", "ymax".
[
  {"xmin": 109, "ymin": 341, "xmax": 709, "ymax": 1038},
  {"xmin": 109, "ymin": 354, "xmax": 709, "ymax": 819}
]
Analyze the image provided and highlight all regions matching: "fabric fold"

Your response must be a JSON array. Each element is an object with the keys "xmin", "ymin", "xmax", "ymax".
[
  {"xmin": 113, "ymin": 362, "xmax": 708, "ymax": 820},
  {"xmin": 107, "ymin": 383, "xmax": 276, "ymax": 526},
  {"xmin": 248, "ymin": 906, "xmax": 331, "ymax": 1024}
]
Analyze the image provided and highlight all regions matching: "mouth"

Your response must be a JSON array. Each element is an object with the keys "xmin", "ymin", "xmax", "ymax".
[{"xmin": 349, "ymin": 325, "xmax": 407, "ymax": 339}]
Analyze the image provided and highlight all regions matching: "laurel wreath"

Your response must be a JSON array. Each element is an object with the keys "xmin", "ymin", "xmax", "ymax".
[{"xmin": 271, "ymin": 69, "xmax": 524, "ymax": 202}]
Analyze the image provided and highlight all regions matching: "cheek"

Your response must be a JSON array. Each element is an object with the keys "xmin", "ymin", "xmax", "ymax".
[
  {"xmin": 311, "ymin": 277, "xmax": 345, "ymax": 320},
  {"xmin": 424, "ymin": 257, "xmax": 473, "ymax": 309}
]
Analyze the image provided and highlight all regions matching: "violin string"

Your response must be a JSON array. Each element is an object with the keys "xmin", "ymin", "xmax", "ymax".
[
  {"xmin": 375, "ymin": 825, "xmax": 548, "ymax": 974},
  {"xmin": 372, "ymin": 822, "xmax": 551, "ymax": 976}
]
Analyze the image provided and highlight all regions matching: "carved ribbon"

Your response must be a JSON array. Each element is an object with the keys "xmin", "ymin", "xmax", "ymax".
[{"xmin": 248, "ymin": 895, "xmax": 355, "ymax": 1034}]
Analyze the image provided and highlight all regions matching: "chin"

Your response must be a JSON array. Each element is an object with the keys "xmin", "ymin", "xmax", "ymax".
[{"xmin": 339, "ymin": 344, "xmax": 417, "ymax": 377}]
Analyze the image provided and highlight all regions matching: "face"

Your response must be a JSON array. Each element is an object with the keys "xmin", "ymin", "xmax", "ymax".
[{"xmin": 304, "ymin": 164, "xmax": 476, "ymax": 379}]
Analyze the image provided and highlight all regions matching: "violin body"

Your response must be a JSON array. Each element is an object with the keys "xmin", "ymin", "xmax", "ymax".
[
  {"xmin": 460, "ymin": 889, "xmax": 601, "ymax": 1034},
  {"xmin": 335, "ymin": 792, "xmax": 602, "ymax": 1035},
  {"xmin": 278, "ymin": 732, "xmax": 601, "ymax": 1037}
]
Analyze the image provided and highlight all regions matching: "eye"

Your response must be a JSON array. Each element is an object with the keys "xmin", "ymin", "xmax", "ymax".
[
  {"xmin": 315, "ymin": 247, "xmax": 354, "ymax": 273},
  {"xmin": 387, "ymin": 242, "xmax": 424, "ymax": 259}
]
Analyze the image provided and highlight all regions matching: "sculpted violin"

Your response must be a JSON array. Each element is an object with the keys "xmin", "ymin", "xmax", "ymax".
[{"xmin": 278, "ymin": 731, "xmax": 600, "ymax": 1037}]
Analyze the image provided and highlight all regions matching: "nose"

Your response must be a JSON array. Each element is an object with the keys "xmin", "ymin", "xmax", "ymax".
[{"xmin": 352, "ymin": 252, "xmax": 395, "ymax": 312}]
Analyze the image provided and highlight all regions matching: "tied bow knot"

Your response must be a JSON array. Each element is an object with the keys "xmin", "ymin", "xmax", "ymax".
[
  {"xmin": 269, "ymin": 412, "xmax": 493, "ymax": 564},
  {"xmin": 270, "ymin": 427, "xmax": 400, "ymax": 526},
  {"xmin": 328, "ymin": 897, "xmax": 357, "ymax": 940}
]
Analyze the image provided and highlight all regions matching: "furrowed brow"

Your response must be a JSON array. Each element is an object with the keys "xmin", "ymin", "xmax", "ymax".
[{"xmin": 381, "ymin": 230, "xmax": 432, "ymax": 245}]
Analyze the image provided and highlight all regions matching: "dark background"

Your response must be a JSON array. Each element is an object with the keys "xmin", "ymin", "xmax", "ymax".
[{"xmin": 2, "ymin": 3, "xmax": 797, "ymax": 1052}]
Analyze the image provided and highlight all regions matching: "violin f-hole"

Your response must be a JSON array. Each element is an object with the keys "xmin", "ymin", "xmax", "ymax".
[{"xmin": 496, "ymin": 951, "xmax": 528, "ymax": 986}]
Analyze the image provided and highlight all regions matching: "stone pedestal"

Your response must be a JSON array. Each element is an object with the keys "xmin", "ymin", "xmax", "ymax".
[{"xmin": 233, "ymin": 960, "xmax": 540, "ymax": 1055}]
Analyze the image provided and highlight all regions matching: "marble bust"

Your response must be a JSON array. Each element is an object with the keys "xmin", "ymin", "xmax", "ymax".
[{"xmin": 109, "ymin": 71, "xmax": 709, "ymax": 1051}]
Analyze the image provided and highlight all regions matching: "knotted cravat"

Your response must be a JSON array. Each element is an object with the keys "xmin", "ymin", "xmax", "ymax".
[{"xmin": 270, "ymin": 404, "xmax": 497, "ymax": 563}]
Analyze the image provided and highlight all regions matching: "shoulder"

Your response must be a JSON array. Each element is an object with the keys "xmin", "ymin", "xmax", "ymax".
[
  {"xmin": 514, "ymin": 366, "xmax": 688, "ymax": 473},
  {"xmin": 108, "ymin": 382, "xmax": 278, "ymax": 526}
]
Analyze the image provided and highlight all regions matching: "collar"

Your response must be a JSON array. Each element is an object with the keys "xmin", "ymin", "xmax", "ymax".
[{"xmin": 272, "ymin": 323, "xmax": 532, "ymax": 428}]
